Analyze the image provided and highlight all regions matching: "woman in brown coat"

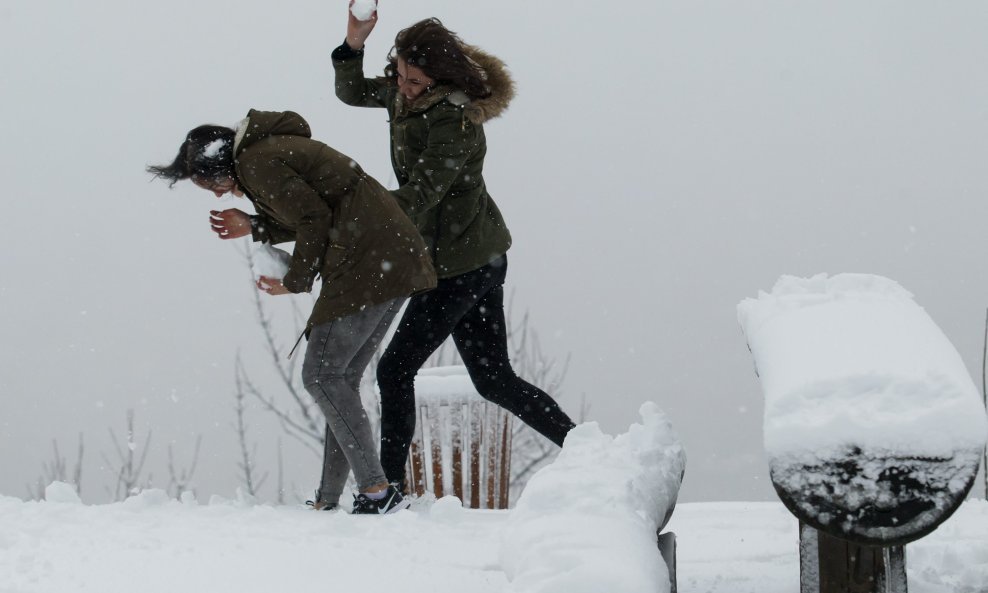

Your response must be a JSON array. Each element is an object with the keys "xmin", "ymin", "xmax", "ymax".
[{"xmin": 149, "ymin": 109, "xmax": 436, "ymax": 514}]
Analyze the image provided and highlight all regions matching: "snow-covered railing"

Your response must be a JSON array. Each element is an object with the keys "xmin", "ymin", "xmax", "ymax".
[
  {"xmin": 406, "ymin": 366, "xmax": 513, "ymax": 509},
  {"xmin": 739, "ymin": 274, "xmax": 988, "ymax": 592},
  {"xmin": 500, "ymin": 403, "xmax": 686, "ymax": 593}
]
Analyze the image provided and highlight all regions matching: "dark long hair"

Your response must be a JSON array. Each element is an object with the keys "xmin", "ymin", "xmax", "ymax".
[
  {"xmin": 386, "ymin": 18, "xmax": 491, "ymax": 100},
  {"xmin": 147, "ymin": 125, "xmax": 236, "ymax": 187}
]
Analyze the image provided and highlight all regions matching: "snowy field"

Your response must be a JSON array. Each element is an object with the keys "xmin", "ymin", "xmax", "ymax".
[{"xmin": 2, "ymin": 494, "xmax": 987, "ymax": 593}]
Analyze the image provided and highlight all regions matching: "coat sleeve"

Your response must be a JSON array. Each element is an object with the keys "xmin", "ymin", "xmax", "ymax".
[
  {"xmin": 390, "ymin": 105, "xmax": 478, "ymax": 218},
  {"xmin": 332, "ymin": 43, "xmax": 389, "ymax": 108},
  {"xmin": 249, "ymin": 213, "xmax": 296, "ymax": 245},
  {"xmin": 239, "ymin": 157, "xmax": 336, "ymax": 294}
]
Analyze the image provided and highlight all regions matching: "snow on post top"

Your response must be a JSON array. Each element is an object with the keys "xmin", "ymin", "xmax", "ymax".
[
  {"xmin": 737, "ymin": 273, "xmax": 988, "ymax": 459},
  {"xmin": 412, "ymin": 366, "xmax": 483, "ymax": 404}
]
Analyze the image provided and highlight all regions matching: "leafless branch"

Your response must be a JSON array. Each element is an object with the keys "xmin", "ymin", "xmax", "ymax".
[
  {"xmin": 101, "ymin": 410, "xmax": 152, "ymax": 501},
  {"xmin": 235, "ymin": 359, "xmax": 269, "ymax": 497},
  {"xmin": 167, "ymin": 434, "xmax": 203, "ymax": 499},
  {"xmin": 26, "ymin": 434, "xmax": 85, "ymax": 501}
]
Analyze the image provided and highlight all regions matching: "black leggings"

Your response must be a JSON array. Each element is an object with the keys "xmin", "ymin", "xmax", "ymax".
[{"xmin": 377, "ymin": 255, "xmax": 576, "ymax": 484}]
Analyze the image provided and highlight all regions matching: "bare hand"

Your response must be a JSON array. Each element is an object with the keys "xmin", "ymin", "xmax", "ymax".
[
  {"xmin": 346, "ymin": 0, "xmax": 378, "ymax": 50},
  {"xmin": 209, "ymin": 209, "xmax": 251, "ymax": 240},
  {"xmin": 257, "ymin": 275, "xmax": 290, "ymax": 296}
]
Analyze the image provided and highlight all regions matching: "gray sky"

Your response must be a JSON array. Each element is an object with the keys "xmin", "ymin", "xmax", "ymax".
[{"xmin": 2, "ymin": 0, "xmax": 987, "ymax": 503}]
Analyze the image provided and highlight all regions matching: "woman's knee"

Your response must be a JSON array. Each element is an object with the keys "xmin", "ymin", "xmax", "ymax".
[
  {"xmin": 468, "ymin": 370, "xmax": 513, "ymax": 404},
  {"xmin": 376, "ymin": 351, "xmax": 416, "ymax": 393},
  {"xmin": 302, "ymin": 358, "xmax": 348, "ymax": 391}
]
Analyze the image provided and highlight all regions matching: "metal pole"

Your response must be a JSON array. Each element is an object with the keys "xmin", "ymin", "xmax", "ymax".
[{"xmin": 982, "ymin": 308, "xmax": 987, "ymax": 501}]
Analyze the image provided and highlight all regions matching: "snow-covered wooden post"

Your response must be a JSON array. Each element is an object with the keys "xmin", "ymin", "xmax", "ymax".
[
  {"xmin": 404, "ymin": 366, "xmax": 514, "ymax": 509},
  {"xmin": 739, "ymin": 274, "xmax": 988, "ymax": 593}
]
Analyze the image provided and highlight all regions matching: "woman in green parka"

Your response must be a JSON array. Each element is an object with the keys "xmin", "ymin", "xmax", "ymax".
[
  {"xmin": 148, "ymin": 109, "xmax": 436, "ymax": 514},
  {"xmin": 331, "ymin": 10, "xmax": 576, "ymax": 495}
]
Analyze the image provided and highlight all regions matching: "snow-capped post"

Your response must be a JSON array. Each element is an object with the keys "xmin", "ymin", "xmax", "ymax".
[
  {"xmin": 405, "ymin": 366, "xmax": 514, "ymax": 508},
  {"xmin": 738, "ymin": 274, "xmax": 988, "ymax": 593}
]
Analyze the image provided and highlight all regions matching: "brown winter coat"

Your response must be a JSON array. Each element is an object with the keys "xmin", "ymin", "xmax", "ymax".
[
  {"xmin": 333, "ymin": 45, "xmax": 515, "ymax": 279},
  {"xmin": 233, "ymin": 109, "xmax": 436, "ymax": 328}
]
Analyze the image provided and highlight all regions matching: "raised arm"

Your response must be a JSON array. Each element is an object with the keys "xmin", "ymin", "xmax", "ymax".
[
  {"xmin": 346, "ymin": 0, "xmax": 377, "ymax": 51},
  {"xmin": 332, "ymin": 1, "xmax": 388, "ymax": 108}
]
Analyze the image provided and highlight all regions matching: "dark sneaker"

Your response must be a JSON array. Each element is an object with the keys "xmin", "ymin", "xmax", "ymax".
[
  {"xmin": 389, "ymin": 480, "xmax": 409, "ymax": 497},
  {"xmin": 351, "ymin": 485, "xmax": 410, "ymax": 515}
]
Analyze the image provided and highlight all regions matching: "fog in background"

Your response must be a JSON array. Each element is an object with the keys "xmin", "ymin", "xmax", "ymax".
[{"xmin": 2, "ymin": 0, "xmax": 987, "ymax": 503}]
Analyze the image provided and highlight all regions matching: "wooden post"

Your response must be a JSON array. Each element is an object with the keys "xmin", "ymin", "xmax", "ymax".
[
  {"xmin": 799, "ymin": 523, "xmax": 907, "ymax": 593},
  {"xmin": 408, "ymin": 405, "xmax": 427, "ymax": 497},
  {"xmin": 657, "ymin": 531, "xmax": 677, "ymax": 593},
  {"xmin": 485, "ymin": 405, "xmax": 498, "ymax": 509},
  {"xmin": 428, "ymin": 405, "xmax": 445, "ymax": 499},
  {"xmin": 498, "ymin": 411, "xmax": 512, "ymax": 508},
  {"xmin": 451, "ymin": 402, "xmax": 465, "ymax": 504},
  {"xmin": 469, "ymin": 401, "xmax": 483, "ymax": 509}
]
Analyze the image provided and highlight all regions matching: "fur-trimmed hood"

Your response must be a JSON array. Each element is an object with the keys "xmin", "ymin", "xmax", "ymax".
[{"xmin": 397, "ymin": 45, "xmax": 515, "ymax": 125}]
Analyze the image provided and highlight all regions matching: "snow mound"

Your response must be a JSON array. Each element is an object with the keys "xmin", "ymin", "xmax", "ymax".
[
  {"xmin": 251, "ymin": 243, "xmax": 290, "ymax": 279},
  {"xmin": 44, "ymin": 482, "xmax": 81, "ymax": 504},
  {"xmin": 121, "ymin": 489, "xmax": 172, "ymax": 509},
  {"xmin": 429, "ymin": 495, "xmax": 466, "ymax": 523},
  {"xmin": 350, "ymin": 0, "xmax": 377, "ymax": 21},
  {"xmin": 500, "ymin": 402, "xmax": 685, "ymax": 593}
]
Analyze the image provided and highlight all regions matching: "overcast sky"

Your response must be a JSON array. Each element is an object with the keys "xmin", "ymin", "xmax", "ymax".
[{"xmin": 2, "ymin": 0, "xmax": 987, "ymax": 503}]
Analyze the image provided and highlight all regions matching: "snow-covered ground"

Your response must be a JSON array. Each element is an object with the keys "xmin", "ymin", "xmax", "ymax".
[
  {"xmin": 3, "ymin": 390, "xmax": 984, "ymax": 593},
  {"xmin": 3, "ymin": 493, "xmax": 987, "ymax": 593}
]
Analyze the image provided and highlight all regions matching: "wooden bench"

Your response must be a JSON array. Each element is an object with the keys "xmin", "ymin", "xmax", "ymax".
[
  {"xmin": 738, "ymin": 274, "xmax": 986, "ymax": 593},
  {"xmin": 404, "ymin": 366, "xmax": 514, "ymax": 509}
]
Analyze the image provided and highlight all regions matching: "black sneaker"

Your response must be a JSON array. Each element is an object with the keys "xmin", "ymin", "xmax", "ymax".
[
  {"xmin": 351, "ymin": 485, "xmax": 410, "ymax": 515},
  {"xmin": 389, "ymin": 480, "xmax": 409, "ymax": 497}
]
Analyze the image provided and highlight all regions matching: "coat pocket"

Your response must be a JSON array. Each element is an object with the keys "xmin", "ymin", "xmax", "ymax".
[{"xmin": 320, "ymin": 243, "xmax": 349, "ymax": 280}]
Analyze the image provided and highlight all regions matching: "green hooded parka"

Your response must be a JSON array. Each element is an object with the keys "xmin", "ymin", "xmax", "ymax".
[{"xmin": 333, "ymin": 44, "xmax": 515, "ymax": 279}]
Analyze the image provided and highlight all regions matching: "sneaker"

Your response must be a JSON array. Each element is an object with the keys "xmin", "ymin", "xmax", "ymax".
[
  {"xmin": 351, "ymin": 485, "xmax": 410, "ymax": 515},
  {"xmin": 389, "ymin": 480, "xmax": 410, "ymax": 497},
  {"xmin": 305, "ymin": 489, "xmax": 339, "ymax": 511}
]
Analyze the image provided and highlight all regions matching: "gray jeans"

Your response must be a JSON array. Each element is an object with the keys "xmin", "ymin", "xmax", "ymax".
[{"xmin": 302, "ymin": 297, "xmax": 404, "ymax": 503}]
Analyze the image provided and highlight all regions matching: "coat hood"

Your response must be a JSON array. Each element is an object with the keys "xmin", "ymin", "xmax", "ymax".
[
  {"xmin": 234, "ymin": 110, "xmax": 312, "ymax": 154},
  {"xmin": 399, "ymin": 45, "xmax": 516, "ymax": 125}
]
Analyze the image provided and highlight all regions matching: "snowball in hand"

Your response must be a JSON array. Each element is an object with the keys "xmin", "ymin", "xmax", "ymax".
[
  {"xmin": 350, "ymin": 0, "xmax": 377, "ymax": 21},
  {"xmin": 252, "ymin": 244, "xmax": 290, "ymax": 279}
]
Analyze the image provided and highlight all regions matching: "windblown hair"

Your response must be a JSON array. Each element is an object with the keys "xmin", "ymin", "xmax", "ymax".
[
  {"xmin": 386, "ymin": 18, "xmax": 491, "ymax": 100},
  {"xmin": 147, "ymin": 125, "xmax": 237, "ymax": 187}
]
